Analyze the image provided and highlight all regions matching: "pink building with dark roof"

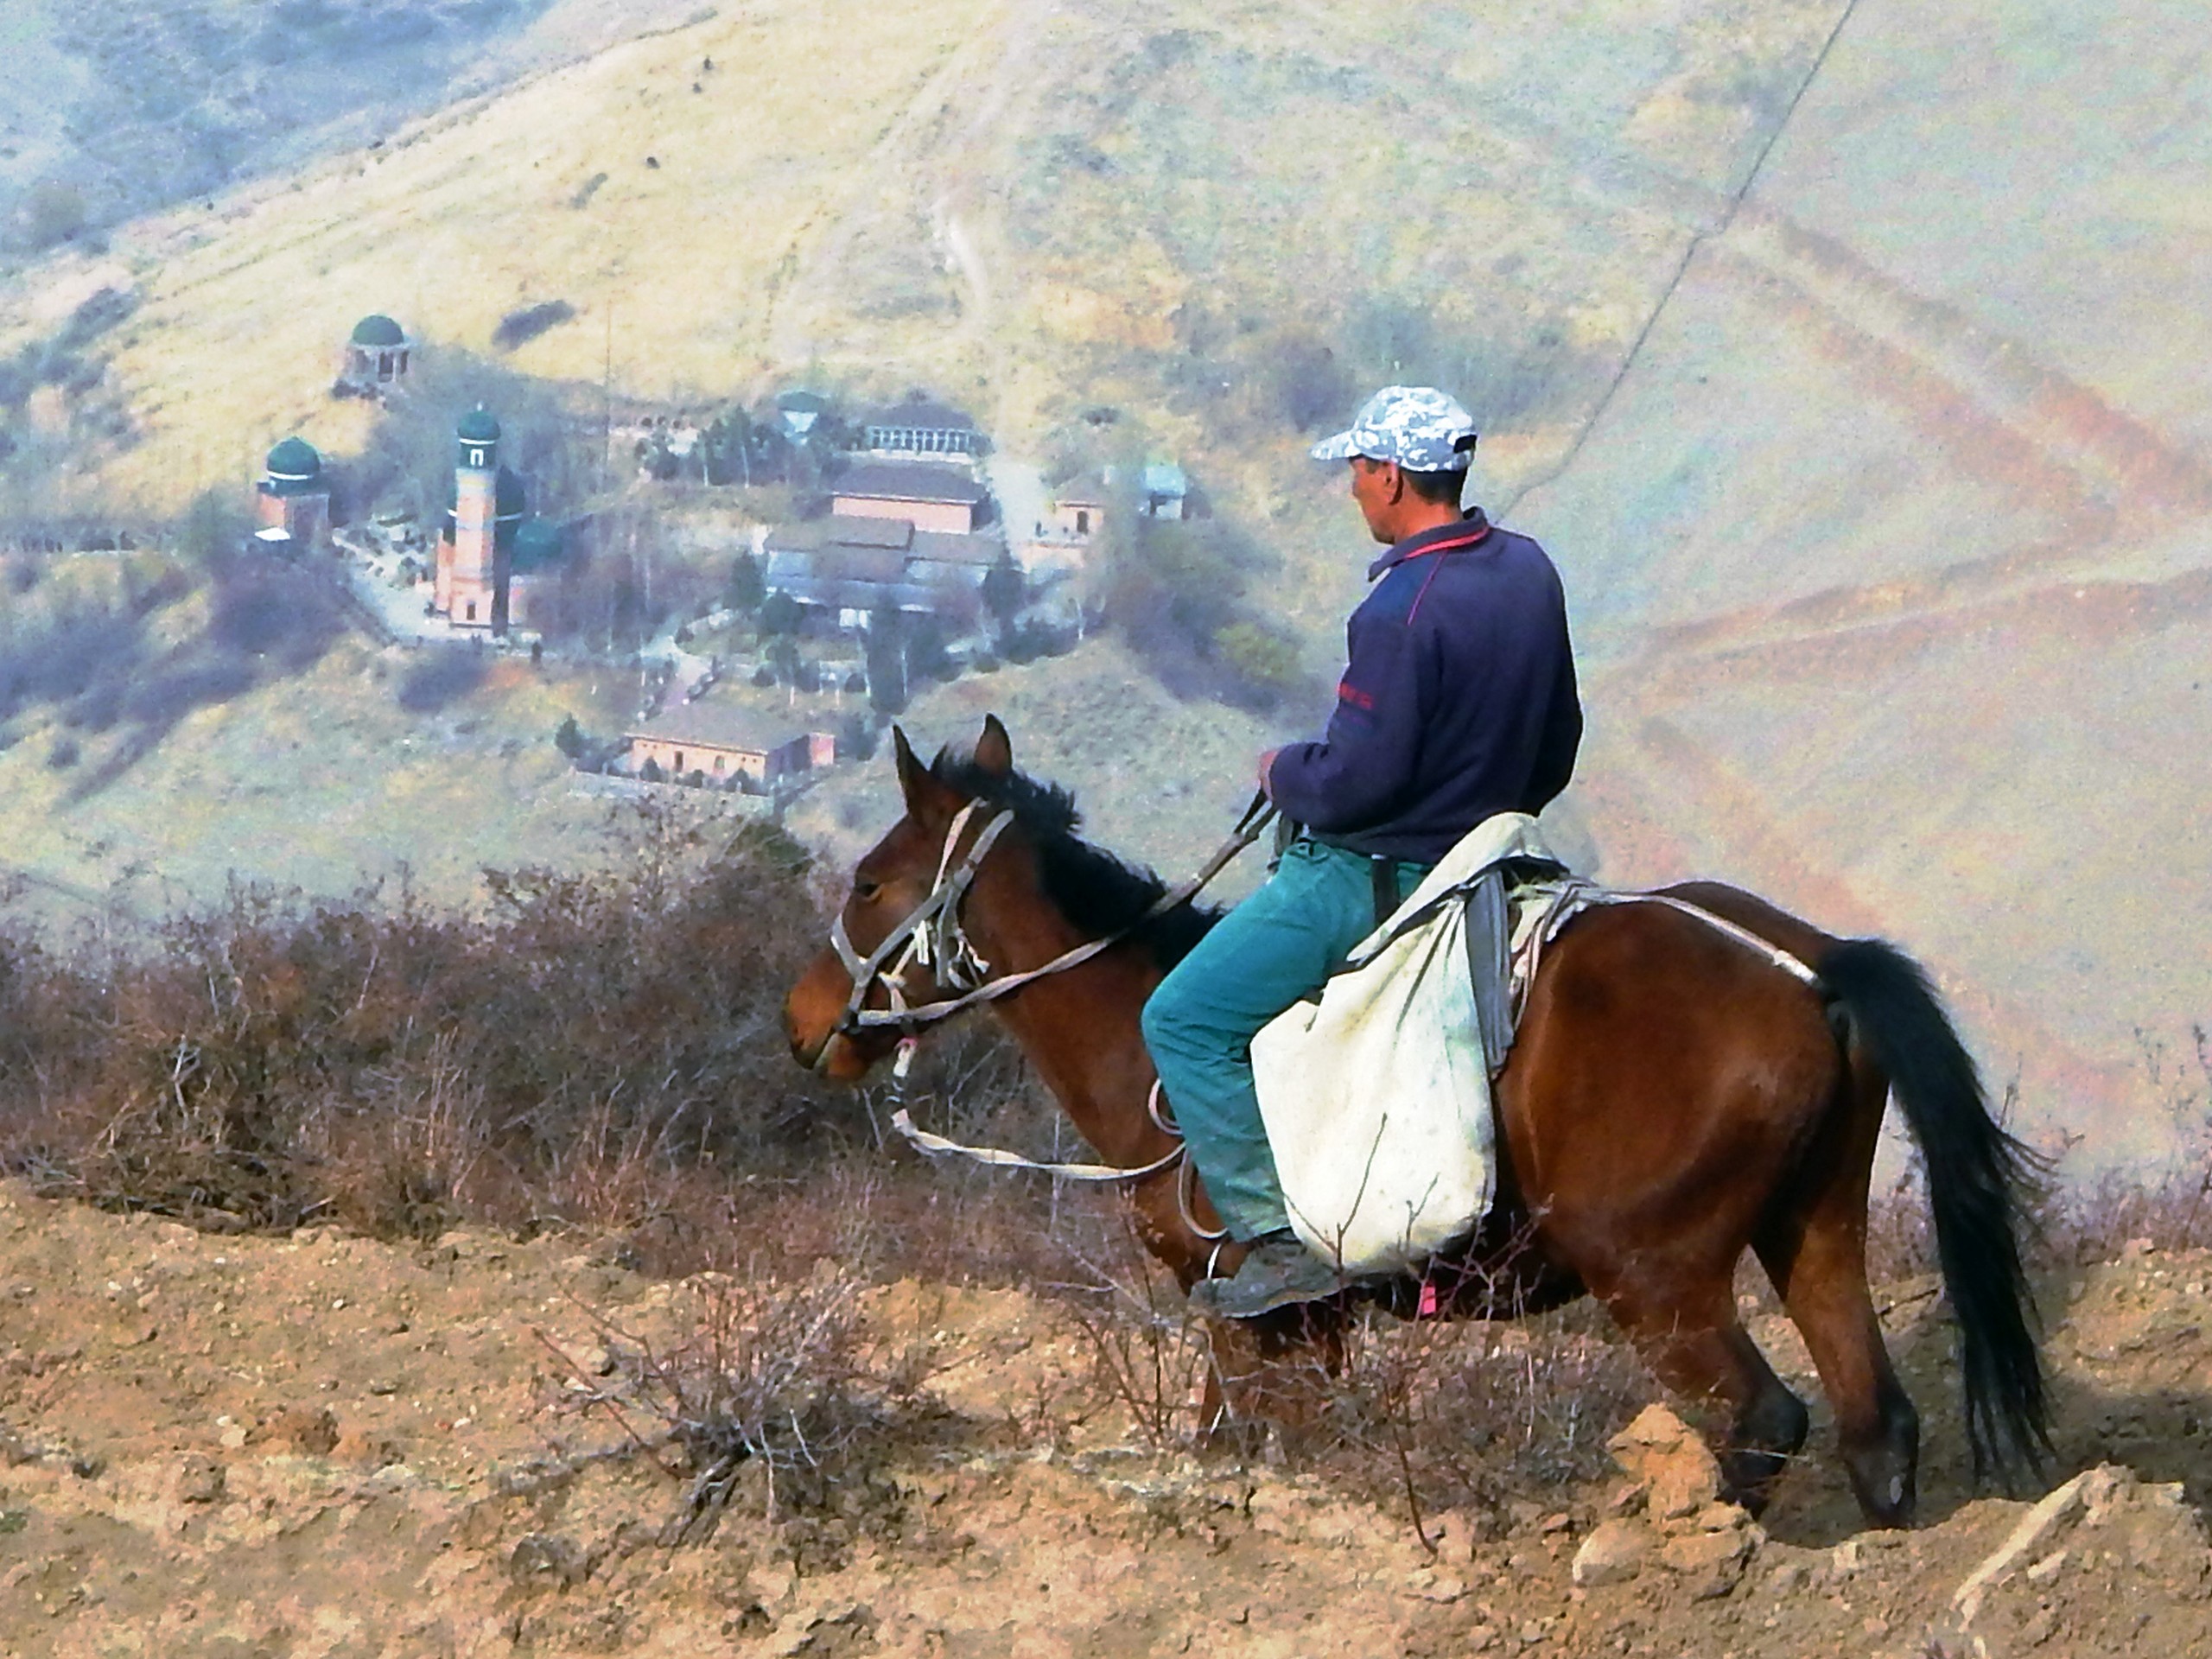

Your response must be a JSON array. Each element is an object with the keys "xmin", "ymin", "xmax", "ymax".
[{"xmin": 832, "ymin": 461, "xmax": 988, "ymax": 535}]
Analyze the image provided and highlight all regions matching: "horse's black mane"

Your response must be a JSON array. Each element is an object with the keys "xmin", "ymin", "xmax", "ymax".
[{"xmin": 931, "ymin": 748, "xmax": 1221, "ymax": 969}]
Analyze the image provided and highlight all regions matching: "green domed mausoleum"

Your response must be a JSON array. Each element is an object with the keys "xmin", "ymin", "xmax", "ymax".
[
  {"xmin": 263, "ymin": 436, "xmax": 322, "ymax": 496},
  {"xmin": 256, "ymin": 435, "xmax": 332, "ymax": 550},
  {"xmin": 341, "ymin": 314, "xmax": 411, "ymax": 391}
]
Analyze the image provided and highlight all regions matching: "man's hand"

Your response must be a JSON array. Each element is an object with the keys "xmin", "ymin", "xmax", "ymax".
[{"xmin": 1256, "ymin": 747, "xmax": 1283, "ymax": 798}]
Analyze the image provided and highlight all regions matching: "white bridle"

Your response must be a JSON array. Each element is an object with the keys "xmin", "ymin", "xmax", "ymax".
[
  {"xmin": 822, "ymin": 799, "xmax": 1018, "ymax": 1043},
  {"xmin": 816, "ymin": 790, "xmax": 1275, "ymax": 1236}
]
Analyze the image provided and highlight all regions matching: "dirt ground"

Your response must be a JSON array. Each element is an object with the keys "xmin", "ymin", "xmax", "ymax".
[{"xmin": 0, "ymin": 1179, "xmax": 2209, "ymax": 1657}]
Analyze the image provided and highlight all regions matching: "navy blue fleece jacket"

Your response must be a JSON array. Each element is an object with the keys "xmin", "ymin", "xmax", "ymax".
[{"xmin": 1264, "ymin": 511, "xmax": 1582, "ymax": 865}]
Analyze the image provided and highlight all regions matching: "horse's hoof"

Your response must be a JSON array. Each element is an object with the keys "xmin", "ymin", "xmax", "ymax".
[{"xmin": 1193, "ymin": 1416, "xmax": 1273, "ymax": 1463}]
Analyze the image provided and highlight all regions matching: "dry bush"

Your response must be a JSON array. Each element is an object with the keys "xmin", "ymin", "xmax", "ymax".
[
  {"xmin": 0, "ymin": 807, "xmax": 873, "ymax": 1240},
  {"xmin": 1864, "ymin": 1158, "xmax": 1942, "ymax": 1287},
  {"xmin": 1317, "ymin": 1306, "xmax": 1648, "ymax": 1527},
  {"xmin": 493, "ymin": 300, "xmax": 576, "ymax": 353},
  {"xmin": 2054, "ymin": 1026, "xmax": 2212, "ymax": 1259},
  {"xmin": 1866, "ymin": 1039, "xmax": 2212, "ymax": 1283},
  {"xmin": 1090, "ymin": 509, "xmax": 1311, "ymax": 712},
  {"xmin": 1292, "ymin": 1240, "xmax": 1650, "ymax": 1534},
  {"xmin": 1049, "ymin": 1216, "xmax": 1648, "ymax": 1522},
  {"xmin": 0, "ymin": 794, "xmax": 1099, "ymax": 1281},
  {"xmin": 1054, "ymin": 1217, "xmax": 1211, "ymax": 1451},
  {"xmin": 0, "ymin": 532, "xmax": 341, "ymax": 799},
  {"xmin": 552, "ymin": 1260, "xmax": 940, "ymax": 1545}
]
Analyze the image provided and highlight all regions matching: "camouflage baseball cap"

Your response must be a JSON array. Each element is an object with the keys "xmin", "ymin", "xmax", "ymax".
[{"xmin": 1309, "ymin": 385, "xmax": 1478, "ymax": 471}]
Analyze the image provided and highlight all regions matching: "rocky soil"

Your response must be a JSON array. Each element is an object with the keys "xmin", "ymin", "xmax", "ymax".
[{"xmin": 0, "ymin": 1179, "xmax": 2209, "ymax": 1657}]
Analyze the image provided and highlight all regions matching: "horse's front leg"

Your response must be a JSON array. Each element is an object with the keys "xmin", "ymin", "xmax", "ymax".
[
  {"xmin": 1127, "ymin": 1173, "xmax": 1344, "ymax": 1449},
  {"xmin": 1198, "ymin": 1302, "xmax": 1347, "ymax": 1455}
]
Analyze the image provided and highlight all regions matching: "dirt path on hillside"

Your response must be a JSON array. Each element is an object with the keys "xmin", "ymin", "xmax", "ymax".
[{"xmin": 1, "ymin": 1182, "xmax": 2209, "ymax": 1656}]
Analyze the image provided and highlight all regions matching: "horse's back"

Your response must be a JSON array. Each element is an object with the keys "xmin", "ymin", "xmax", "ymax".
[{"xmin": 1495, "ymin": 893, "xmax": 1848, "ymax": 1278}]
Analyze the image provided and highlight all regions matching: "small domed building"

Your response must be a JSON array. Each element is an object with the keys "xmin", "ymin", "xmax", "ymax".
[
  {"xmin": 343, "ymin": 315, "xmax": 412, "ymax": 391},
  {"xmin": 432, "ymin": 408, "xmax": 573, "ymax": 632},
  {"xmin": 256, "ymin": 435, "xmax": 331, "ymax": 550}
]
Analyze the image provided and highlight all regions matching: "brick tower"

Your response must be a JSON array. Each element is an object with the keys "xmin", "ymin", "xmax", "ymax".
[{"xmin": 437, "ymin": 407, "xmax": 504, "ymax": 629}]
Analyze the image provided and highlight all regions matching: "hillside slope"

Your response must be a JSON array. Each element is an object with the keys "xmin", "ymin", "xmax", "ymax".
[
  {"xmin": 0, "ymin": 0, "xmax": 2206, "ymax": 1154},
  {"xmin": 2, "ymin": 1181, "xmax": 2211, "ymax": 1656},
  {"xmin": 0, "ymin": 0, "xmax": 709, "ymax": 259},
  {"xmin": 1514, "ymin": 0, "xmax": 2212, "ymax": 1158}
]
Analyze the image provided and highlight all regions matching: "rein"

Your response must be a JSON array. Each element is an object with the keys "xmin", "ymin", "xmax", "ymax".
[{"xmin": 823, "ymin": 791, "xmax": 1274, "ymax": 1217}]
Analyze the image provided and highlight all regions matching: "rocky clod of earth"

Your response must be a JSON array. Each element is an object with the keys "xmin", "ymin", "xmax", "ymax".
[
  {"xmin": 1571, "ymin": 1406, "xmax": 1759, "ymax": 1600},
  {"xmin": 0, "ymin": 1182, "xmax": 2210, "ymax": 1655}
]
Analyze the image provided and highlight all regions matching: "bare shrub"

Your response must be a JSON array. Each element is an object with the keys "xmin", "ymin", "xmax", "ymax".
[
  {"xmin": 1044, "ymin": 1205, "xmax": 1646, "ymax": 1522},
  {"xmin": 1271, "ymin": 332, "xmax": 1352, "ymax": 431},
  {"xmin": 1058, "ymin": 1225, "xmax": 1209, "ymax": 1450},
  {"xmin": 1310, "ymin": 1302, "xmax": 1648, "ymax": 1529},
  {"xmin": 1864, "ymin": 1156, "xmax": 1941, "ymax": 1286},
  {"xmin": 1091, "ymin": 509, "xmax": 1313, "ymax": 710},
  {"xmin": 0, "ymin": 807, "xmax": 869, "ymax": 1239},
  {"xmin": 0, "ymin": 525, "xmax": 339, "ymax": 798},
  {"xmin": 2031, "ymin": 1026, "xmax": 2212, "ymax": 1262},
  {"xmin": 550, "ymin": 1259, "xmax": 940, "ymax": 1545},
  {"xmin": 1865, "ymin": 1039, "xmax": 2212, "ymax": 1282}
]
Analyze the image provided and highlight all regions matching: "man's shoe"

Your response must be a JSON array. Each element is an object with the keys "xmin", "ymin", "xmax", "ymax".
[{"xmin": 1189, "ymin": 1231, "xmax": 1346, "ymax": 1319}]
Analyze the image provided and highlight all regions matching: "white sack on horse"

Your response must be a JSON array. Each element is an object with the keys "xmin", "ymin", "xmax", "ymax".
[{"xmin": 1249, "ymin": 812, "xmax": 1561, "ymax": 1274}]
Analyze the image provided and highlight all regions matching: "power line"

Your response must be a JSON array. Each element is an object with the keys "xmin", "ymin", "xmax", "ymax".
[{"xmin": 1497, "ymin": 0, "xmax": 1867, "ymax": 521}]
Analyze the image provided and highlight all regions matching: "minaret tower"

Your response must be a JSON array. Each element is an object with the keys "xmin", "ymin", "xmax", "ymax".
[{"xmin": 442, "ymin": 406, "xmax": 501, "ymax": 628}]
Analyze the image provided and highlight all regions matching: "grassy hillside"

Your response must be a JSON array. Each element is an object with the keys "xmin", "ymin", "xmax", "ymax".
[
  {"xmin": 0, "ymin": 551, "xmax": 652, "ymax": 927},
  {"xmin": 1, "ymin": 0, "xmax": 2207, "ymax": 1158},
  {"xmin": 0, "ymin": 0, "xmax": 1841, "ymax": 527},
  {"xmin": 0, "ymin": 0, "xmax": 710, "ymax": 261},
  {"xmin": 1513, "ymin": 0, "xmax": 2212, "ymax": 1161}
]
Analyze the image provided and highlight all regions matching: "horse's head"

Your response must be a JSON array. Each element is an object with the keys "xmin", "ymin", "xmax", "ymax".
[{"xmin": 785, "ymin": 714, "xmax": 1030, "ymax": 1078}]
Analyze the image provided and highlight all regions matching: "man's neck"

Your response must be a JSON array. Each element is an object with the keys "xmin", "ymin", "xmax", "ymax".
[{"xmin": 1381, "ymin": 501, "xmax": 1470, "ymax": 545}]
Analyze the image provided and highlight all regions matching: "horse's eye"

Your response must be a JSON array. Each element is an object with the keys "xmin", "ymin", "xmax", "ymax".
[{"xmin": 854, "ymin": 879, "xmax": 882, "ymax": 903}]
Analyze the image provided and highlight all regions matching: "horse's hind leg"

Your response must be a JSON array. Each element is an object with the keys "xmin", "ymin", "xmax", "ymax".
[
  {"xmin": 1606, "ymin": 1277, "xmax": 1809, "ymax": 1516},
  {"xmin": 1753, "ymin": 1068, "xmax": 1920, "ymax": 1527}
]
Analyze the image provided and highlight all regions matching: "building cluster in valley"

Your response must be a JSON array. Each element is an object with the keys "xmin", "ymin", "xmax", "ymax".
[{"xmin": 245, "ymin": 312, "xmax": 1188, "ymax": 796}]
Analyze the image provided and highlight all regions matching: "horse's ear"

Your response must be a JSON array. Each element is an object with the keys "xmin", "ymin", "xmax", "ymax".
[
  {"xmin": 975, "ymin": 715, "xmax": 1013, "ymax": 778},
  {"xmin": 891, "ymin": 725, "xmax": 957, "ymax": 825}
]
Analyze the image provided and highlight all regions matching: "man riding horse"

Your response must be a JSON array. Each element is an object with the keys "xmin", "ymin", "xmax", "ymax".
[
  {"xmin": 787, "ymin": 381, "xmax": 2048, "ymax": 1519},
  {"xmin": 1142, "ymin": 385, "xmax": 1585, "ymax": 1319}
]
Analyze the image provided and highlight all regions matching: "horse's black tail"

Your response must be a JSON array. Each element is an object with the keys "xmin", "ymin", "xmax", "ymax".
[{"xmin": 1819, "ymin": 938, "xmax": 2051, "ymax": 1488}]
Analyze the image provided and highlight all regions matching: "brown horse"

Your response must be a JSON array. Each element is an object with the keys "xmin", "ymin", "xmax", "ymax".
[{"xmin": 785, "ymin": 716, "xmax": 2049, "ymax": 1527}]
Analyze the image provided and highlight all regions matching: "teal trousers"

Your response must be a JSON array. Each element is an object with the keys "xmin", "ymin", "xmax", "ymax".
[{"xmin": 1140, "ymin": 839, "xmax": 1426, "ymax": 1240}]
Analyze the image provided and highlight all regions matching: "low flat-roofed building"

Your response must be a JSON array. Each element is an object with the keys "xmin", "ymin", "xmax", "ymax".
[
  {"xmin": 860, "ymin": 394, "xmax": 981, "ymax": 459},
  {"xmin": 1051, "ymin": 473, "xmax": 1108, "ymax": 540},
  {"xmin": 906, "ymin": 527, "xmax": 1005, "ymax": 588},
  {"xmin": 765, "ymin": 517, "xmax": 1002, "ymax": 626},
  {"xmin": 832, "ymin": 461, "xmax": 988, "ymax": 535},
  {"xmin": 623, "ymin": 700, "xmax": 835, "ymax": 787}
]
